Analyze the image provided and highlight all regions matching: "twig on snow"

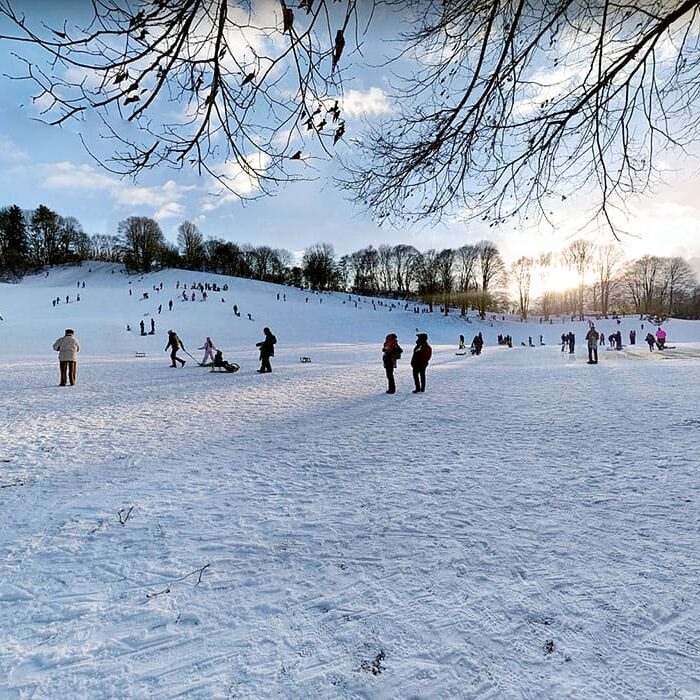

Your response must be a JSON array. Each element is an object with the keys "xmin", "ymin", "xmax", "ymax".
[
  {"xmin": 117, "ymin": 505, "xmax": 135, "ymax": 526},
  {"xmin": 144, "ymin": 563, "xmax": 210, "ymax": 599},
  {"xmin": 146, "ymin": 586, "xmax": 171, "ymax": 599}
]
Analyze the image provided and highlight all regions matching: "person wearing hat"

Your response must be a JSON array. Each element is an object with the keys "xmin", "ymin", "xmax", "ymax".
[
  {"xmin": 52, "ymin": 328, "xmax": 80, "ymax": 386},
  {"xmin": 585, "ymin": 323, "xmax": 599, "ymax": 364},
  {"xmin": 410, "ymin": 332, "xmax": 432, "ymax": 393}
]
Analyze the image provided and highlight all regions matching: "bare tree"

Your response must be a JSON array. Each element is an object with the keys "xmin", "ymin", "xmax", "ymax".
[
  {"xmin": 392, "ymin": 244, "xmax": 421, "ymax": 296},
  {"xmin": 561, "ymin": 239, "xmax": 594, "ymax": 320},
  {"xmin": 0, "ymin": 1, "xmax": 366, "ymax": 197},
  {"xmin": 593, "ymin": 243, "xmax": 623, "ymax": 316},
  {"xmin": 302, "ymin": 242, "xmax": 337, "ymax": 290},
  {"xmin": 474, "ymin": 240, "xmax": 506, "ymax": 319},
  {"xmin": 377, "ymin": 244, "xmax": 394, "ymax": 295},
  {"xmin": 417, "ymin": 249, "xmax": 440, "ymax": 311},
  {"xmin": 177, "ymin": 220, "xmax": 205, "ymax": 270},
  {"xmin": 90, "ymin": 233, "xmax": 122, "ymax": 262},
  {"xmin": 623, "ymin": 255, "xmax": 664, "ymax": 315},
  {"xmin": 535, "ymin": 252, "xmax": 555, "ymax": 320},
  {"xmin": 512, "ymin": 256, "xmax": 533, "ymax": 321},
  {"xmin": 435, "ymin": 247, "xmax": 456, "ymax": 313},
  {"xmin": 347, "ymin": 246, "xmax": 380, "ymax": 296},
  {"xmin": 342, "ymin": 1, "xmax": 700, "ymax": 231},
  {"xmin": 118, "ymin": 216, "xmax": 165, "ymax": 272},
  {"xmin": 453, "ymin": 244, "xmax": 478, "ymax": 316},
  {"xmin": 663, "ymin": 256, "xmax": 697, "ymax": 316}
]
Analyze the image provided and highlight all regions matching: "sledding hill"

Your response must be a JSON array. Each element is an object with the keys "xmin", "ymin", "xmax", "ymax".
[{"xmin": 3, "ymin": 262, "xmax": 699, "ymax": 362}]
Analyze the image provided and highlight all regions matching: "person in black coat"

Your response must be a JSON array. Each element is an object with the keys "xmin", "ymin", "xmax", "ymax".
[
  {"xmin": 411, "ymin": 333, "xmax": 433, "ymax": 393},
  {"xmin": 256, "ymin": 327, "xmax": 277, "ymax": 373},
  {"xmin": 382, "ymin": 333, "xmax": 403, "ymax": 394},
  {"xmin": 165, "ymin": 330, "xmax": 186, "ymax": 367}
]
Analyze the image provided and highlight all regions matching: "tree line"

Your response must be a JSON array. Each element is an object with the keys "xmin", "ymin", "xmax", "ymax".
[{"xmin": 1, "ymin": 206, "xmax": 698, "ymax": 319}]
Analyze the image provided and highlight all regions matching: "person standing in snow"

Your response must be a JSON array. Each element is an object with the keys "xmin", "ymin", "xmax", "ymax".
[
  {"xmin": 256, "ymin": 327, "xmax": 277, "ymax": 373},
  {"xmin": 411, "ymin": 333, "xmax": 432, "ymax": 393},
  {"xmin": 585, "ymin": 324, "xmax": 599, "ymax": 364},
  {"xmin": 52, "ymin": 328, "xmax": 80, "ymax": 386},
  {"xmin": 165, "ymin": 330, "xmax": 186, "ymax": 367},
  {"xmin": 655, "ymin": 327, "xmax": 667, "ymax": 349},
  {"xmin": 382, "ymin": 333, "xmax": 403, "ymax": 394},
  {"xmin": 199, "ymin": 336, "xmax": 217, "ymax": 365},
  {"xmin": 645, "ymin": 332, "xmax": 656, "ymax": 351}
]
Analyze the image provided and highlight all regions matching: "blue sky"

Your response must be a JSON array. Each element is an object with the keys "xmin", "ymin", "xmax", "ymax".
[{"xmin": 1, "ymin": 1, "xmax": 700, "ymax": 270}]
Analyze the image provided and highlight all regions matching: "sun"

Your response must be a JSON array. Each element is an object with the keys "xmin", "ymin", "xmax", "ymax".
[{"xmin": 523, "ymin": 265, "xmax": 581, "ymax": 300}]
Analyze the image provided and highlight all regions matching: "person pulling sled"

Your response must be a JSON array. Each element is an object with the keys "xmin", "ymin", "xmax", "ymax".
[{"xmin": 165, "ymin": 330, "xmax": 186, "ymax": 367}]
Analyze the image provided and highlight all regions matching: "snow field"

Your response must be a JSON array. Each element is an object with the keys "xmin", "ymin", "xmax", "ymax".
[{"xmin": 1, "ymin": 264, "xmax": 699, "ymax": 698}]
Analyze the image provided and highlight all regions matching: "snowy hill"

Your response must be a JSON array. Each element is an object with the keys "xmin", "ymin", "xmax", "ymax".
[
  {"xmin": 4, "ymin": 261, "xmax": 699, "ymax": 360},
  {"xmin": 1, "ymin": 264, "xmax": 699, "ymax": 698}
]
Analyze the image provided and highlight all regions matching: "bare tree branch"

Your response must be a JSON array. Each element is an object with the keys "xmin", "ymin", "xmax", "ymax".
[
  {"xmin": 340, "ymin": 0, "xmax": 700, "ymax": 234},
  {"xmin": 0, "ymin": 0, "xmax": 370, "ymax": 198}
]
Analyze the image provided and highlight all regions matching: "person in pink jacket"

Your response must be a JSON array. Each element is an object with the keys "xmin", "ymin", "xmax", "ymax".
[
  {"xmin": 655, "ymin": 327, "xmax": 667, "ymax": 349},
  {"xmin": 52, "ymin": 328, "xmax": 80, "ymax": 386}
]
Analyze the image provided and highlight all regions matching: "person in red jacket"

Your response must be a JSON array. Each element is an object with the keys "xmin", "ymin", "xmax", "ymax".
[{"xmin": 410, "ymin": 332, "xmax": 432, "ymax": 393}]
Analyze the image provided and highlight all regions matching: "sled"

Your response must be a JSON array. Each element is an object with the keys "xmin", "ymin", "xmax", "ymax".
[
  {"xmin": 210, "ymin": 362, "xmax": 240, "ymax": 373},
  {"xmin": 135, "ymin": 352, "xmax": 146, "ymax": 358},
  {"xmin": 455, "ymin": 351, "xmax": 467, "ymax": 356},
  {"xmin": 300, "ymin": 356, "xmax": 311, "ymax": 363}
]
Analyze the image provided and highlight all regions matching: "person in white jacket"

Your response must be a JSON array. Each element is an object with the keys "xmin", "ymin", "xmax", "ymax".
[
  {"xmin": 198, "ymin": 336, "xmax": 217, "ymax": 365},
  {"xmin": 52, "ymin": 328, "xmax": 80, "ymax": 386}
]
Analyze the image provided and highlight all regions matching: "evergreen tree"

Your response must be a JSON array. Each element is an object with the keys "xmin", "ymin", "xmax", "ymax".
[{"xmin": 0, "ymin": 205, "xmax": 29, "ymax": 276}]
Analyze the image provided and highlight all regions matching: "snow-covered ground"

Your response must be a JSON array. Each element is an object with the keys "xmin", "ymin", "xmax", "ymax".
[{"xmin": 1, "ymin": 263, "xmax": 699, "ymax": 698}]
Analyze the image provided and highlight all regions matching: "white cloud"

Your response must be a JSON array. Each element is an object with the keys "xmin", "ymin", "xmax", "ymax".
[
  {"xmin": 341, "ymin": 88, "xmax": 392, "ymax": 118},
  {"xmin": 41, "ymin": 162, "xmax": 192, "ymax": 220},
  {"xmin": 201, "ymin": 152, "xmax": 272, "ymax": 210},
  {"xmin": 0, "ymin": 134, "xmax": 28, "ymax": 162}
]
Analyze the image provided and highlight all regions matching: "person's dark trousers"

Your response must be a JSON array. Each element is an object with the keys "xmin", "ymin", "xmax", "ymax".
[
  {"xmin": 385, "ymin": 366, "xmax": 395, "ymax": 393},
  {"xmin": 588, "ymin": 346, "xmax": 598, "ymax": 363},
  {"xmin": 260, "ymin": 355, "xmax": 272, "ymax": 373},
  {"xmin": 170, "ymin": 350, "xmax": 185, "ymax": 367},
  {"xmin": 59, "ymin": 361, "xmax": 77, "ymax": 385},
  {"xmin": 412, "ymin": 367, "xmax": 426, "ymax": 392},
  {"xmin": 59, "ymin": 360, "xmax": 77, "ymax": 385}
]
